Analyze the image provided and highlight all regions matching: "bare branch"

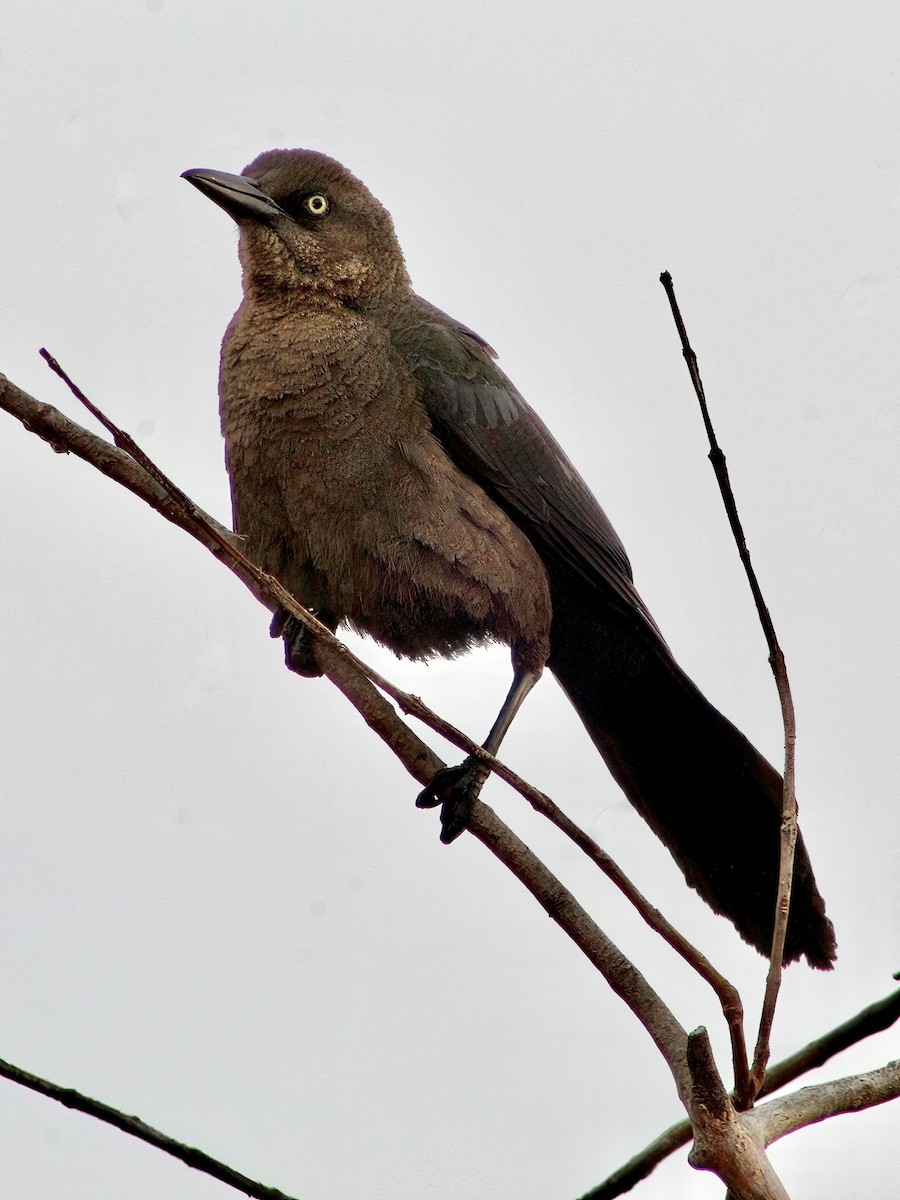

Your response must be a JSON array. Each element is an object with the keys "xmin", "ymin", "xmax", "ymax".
[
  {"xmin": 0, "ymin": 1056, "xmax": 298, "ymax": 1200},
  {"xmin": 659, "ymin": 272, "xmax": 797, "ymax": 1099},
  {"xmin": 750, "ymin": 1059, "xmax": 900, "ymax": 1146},
  {"xmin": 762, "ymin": 983, "xmax": 900, "ymax": 1093},
  {"xmin": 685, "ymin": 1029, "xmax": 790, "ymax": 1200},
  {"xmin": 577, "ymin": 1120, "xmax": 691, "ymax": 1200},
  {"xmin": 509, "ymin": 785, "xmax": 749, "ymax": 1095},
  {"xmin": 580, "ymin": 983, "xmax": 900, "ymax": 1198}
]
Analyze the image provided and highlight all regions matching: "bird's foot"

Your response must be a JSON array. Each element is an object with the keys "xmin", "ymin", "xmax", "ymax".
[
  {"xmin": 416, "ymin": 756, "xmax": 489, "ymax": 844},
  {"xmin": 270, "ymin": 610, "xmax": 323, "ymax": 678}
]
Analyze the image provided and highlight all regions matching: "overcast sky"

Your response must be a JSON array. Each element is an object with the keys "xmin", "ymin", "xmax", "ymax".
[{"xmin": 2, "ymin": 3, "xmax": 899, "ymax": 1198}]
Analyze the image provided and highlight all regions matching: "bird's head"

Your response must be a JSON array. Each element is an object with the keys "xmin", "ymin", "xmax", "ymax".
[{"xmin": 183, "ymin": 149, "xmax": 409, "ymax": 310}]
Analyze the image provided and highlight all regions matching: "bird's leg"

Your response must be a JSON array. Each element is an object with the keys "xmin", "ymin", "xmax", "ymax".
[
  {"xmin": 270, "ymin": 608, "xmax": 334, "ymax": 678},
  {"xmin": 416, "ymin": 666, "xmax": 541, "ymax": 843}
]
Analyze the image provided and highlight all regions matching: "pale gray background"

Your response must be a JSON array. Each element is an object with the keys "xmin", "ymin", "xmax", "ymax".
[{"xmin": 2, "ymin": 3, "xmax": 899, "ymax": 1198}]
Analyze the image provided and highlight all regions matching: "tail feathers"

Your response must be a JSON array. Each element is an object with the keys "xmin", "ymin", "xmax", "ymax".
[{"xmin": 548, "ymin": 599, "xmax": 836, "ymax": 969}]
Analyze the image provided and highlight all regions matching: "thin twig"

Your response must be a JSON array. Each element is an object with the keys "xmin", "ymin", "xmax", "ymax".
[
  {"xmin": 659, "ymin": 272, "xmax": 797, "ymax": 1100},
  {"xmin": 25, "ymin": 357, "xmax": 750, "ymax": 1084},
  {"xmin": 0, "ymin": 1056, "xmax": 298, "ymax": 1200}
]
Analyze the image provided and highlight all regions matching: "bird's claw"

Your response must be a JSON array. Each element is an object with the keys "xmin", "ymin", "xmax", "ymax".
[
  {"xmin": 416, "ymin": 757, "xmax": 488, "ymax": 844},
  {"xmin": 271, "ymin": 610, "xmax": 324, "ymax": 678}
]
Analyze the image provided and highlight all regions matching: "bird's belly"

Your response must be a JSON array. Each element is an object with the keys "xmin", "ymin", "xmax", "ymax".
[{"xmin": 228, "ymin": 421, "xmax": 552, "ymax": 667}]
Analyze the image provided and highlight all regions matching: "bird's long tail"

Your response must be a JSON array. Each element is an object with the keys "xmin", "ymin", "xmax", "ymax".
[{"xmin": 547, "ymin": 589, "xmax": 836, "ymax": 969}]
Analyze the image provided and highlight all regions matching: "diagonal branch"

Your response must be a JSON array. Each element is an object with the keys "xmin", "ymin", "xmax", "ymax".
[{"xmin": 0, "ymin": 1056, "xmax": 298, "ymax": 1200}]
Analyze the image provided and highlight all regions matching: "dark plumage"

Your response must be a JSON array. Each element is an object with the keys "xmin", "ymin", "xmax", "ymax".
[{"xmin": 183, "ymin": 149, "xmax": 836, "ymax": 968}]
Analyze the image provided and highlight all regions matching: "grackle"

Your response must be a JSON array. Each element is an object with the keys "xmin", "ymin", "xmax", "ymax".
[{"xmin": 183, "ymin": 149, "xmax": 835, "ymax": 968}]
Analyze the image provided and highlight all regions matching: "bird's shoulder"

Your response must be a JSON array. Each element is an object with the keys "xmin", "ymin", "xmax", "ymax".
[{"xmin": 391, "ymin": 300, "xmax": 660, "ymax": 633}]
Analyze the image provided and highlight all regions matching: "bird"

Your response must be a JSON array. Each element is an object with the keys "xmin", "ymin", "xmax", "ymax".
[{"xmin": 183, "ymin": 149, "xmax": 836, "ymax": 969}]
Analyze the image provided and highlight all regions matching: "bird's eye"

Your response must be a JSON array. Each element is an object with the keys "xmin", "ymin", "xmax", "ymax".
[{"xmin": 302, "ymin": 192, "xmax": 331, "ymax": 218}]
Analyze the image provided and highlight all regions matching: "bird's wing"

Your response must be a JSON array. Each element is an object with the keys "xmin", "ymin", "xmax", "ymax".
[{"xmin": 393, "ymin": 313, "xmax": 661, "ymax": 636}]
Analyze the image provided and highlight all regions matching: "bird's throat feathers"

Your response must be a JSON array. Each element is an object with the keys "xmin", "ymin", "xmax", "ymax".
[
  {"xmin": 237, "ymin": 223, "xmax": 376, "ymax": 311},
  {"xmin": 235, "ymin": 206, "xmax": 411, "ymax": 319}
]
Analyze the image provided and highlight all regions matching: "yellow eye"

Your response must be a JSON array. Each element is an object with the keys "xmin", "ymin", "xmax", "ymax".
[{"xmin": 303, "ymin": 192, "xmax": 330, "ymax": 217}]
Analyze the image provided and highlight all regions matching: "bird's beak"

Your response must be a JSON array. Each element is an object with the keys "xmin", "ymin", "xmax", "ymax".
[{"xmin": 181, "ymin": 168, "xmax": 286, "ymax": 223}]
